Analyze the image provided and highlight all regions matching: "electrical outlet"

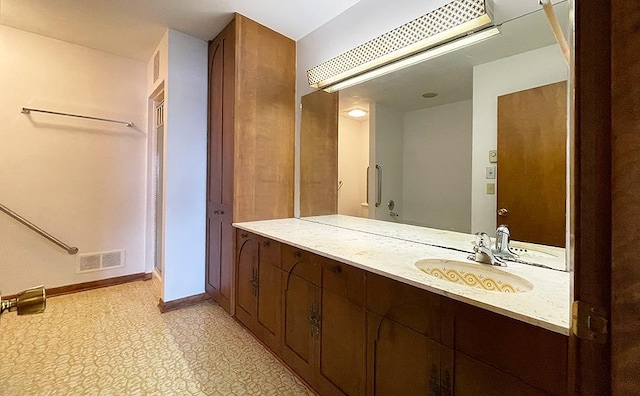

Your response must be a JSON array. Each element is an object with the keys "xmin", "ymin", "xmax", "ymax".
[{"xmin": 486, "ymin": 166, "xmax": 496, "ymax": 179}]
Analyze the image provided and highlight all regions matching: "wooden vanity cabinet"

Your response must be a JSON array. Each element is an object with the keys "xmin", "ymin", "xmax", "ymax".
[
  {"xmin": 280, "ymin": 245, "xmax": 366, "ymax": 395},
  {"xmin": 205, "ymin": 13, "xmax": 295, "ymax": 313},
  {"xmin": 235, "ymin": 231, "xmax": 282, "ymax": 354},
  {"xmin": 234, "ymin": 236, "xmax": 568, "ymax": 396}
]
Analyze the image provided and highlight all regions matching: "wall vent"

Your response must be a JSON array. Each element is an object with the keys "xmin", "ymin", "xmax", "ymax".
[{"xmin": 77, "ymin": 250, "xmax": 125, "ymax": 274}]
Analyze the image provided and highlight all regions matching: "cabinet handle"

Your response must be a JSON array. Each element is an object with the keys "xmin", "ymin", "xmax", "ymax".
[
  {"xmin": 309, "ymin": 306, "xmax": 320, "ymax": 339},
  {"xmin": 262, "ymin": 240, "xmax": 270, "ymax": 247},
  {"xmin": 331, "ymin": 265, "xmax": 342, "ymax": 274},
  {"xmin": 219, "ymin": 210, "xmax": 225, "ymax": 215},
  {"xmin": 213, "ymin": 210, "xmax": 219, "ymax": 215},
  {"xmin": 441, "ymin": 369, "xmax": 452, "ymax": 396},
  {"xmin": 294, "ymin": 251, "xmax": 302, "ymax": 259},
  {"xmin": 250, "ymin": 267, "xmax": 259, "ymax": 297},
  {"xmin": 241, "ymin": 233, "xmax": 248, "ymax": 238},
  {"xmin": 429, "ymin": 364, "xmax": 441, "ymax": 396}
]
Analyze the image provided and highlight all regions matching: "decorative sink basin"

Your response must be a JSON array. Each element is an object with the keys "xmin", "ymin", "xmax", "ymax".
[{"xmin": 415, "ymin": 259, "xmax": 533, "ymax": 293}]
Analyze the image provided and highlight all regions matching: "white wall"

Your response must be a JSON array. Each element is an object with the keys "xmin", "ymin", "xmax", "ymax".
[
  {"xmin": 160, "ymin": 30, "xmax": 208, "ymax": 303},
  {"xmin": 370, "ymin": 103, "xmax": 403, "ymax": 222},
  {"xmin": 471, "ymin": 44, "xmax": 567, "ymax": 234},
  {"xmin": 403, "ymin": 100, "xmax": 472, "ymax": 232},
  {"xmin": 0, "ymin": 26, "xmax": 147, "ymax": 295},
  {"xmin": 295, "ymin": 0, "xmax": 450, "ymax": 217},
  {"xmin": 338, "ymin": 116, "xmax": 369, "ymax": 218}
]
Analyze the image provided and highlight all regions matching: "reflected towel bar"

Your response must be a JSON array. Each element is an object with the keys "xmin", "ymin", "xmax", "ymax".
[{"xmin": 22, "ymin": 107, "xmax": 133, "ymax": 127}]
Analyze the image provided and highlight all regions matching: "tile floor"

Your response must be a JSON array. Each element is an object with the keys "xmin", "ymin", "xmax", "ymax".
[{"xmin": 0, "ymin": 280, "xmax": 312, "ymax": 395}]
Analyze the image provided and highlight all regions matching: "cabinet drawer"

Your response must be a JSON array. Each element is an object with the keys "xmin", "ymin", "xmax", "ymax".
[
  {"xmin": 365, "ymin": 272, "xmax": 442, "ymax": 340},
  {"xmin": 321, "ymin": 258, "xmax": 364, "ymax": 306},
  {"xmin": 281, "ymin": 244, "xmax": 321, "ymax": 286}
]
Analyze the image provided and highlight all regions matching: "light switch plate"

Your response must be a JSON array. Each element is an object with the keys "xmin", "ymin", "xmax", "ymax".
[{"xmin": 489, "ymin": 150, "xmax": 497, "ymax": 163}]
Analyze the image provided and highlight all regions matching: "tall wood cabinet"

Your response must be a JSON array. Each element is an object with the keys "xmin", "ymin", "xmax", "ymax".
[{"xmin": 206, "ymin": 14, "xmax": 295, "ymax": 313}]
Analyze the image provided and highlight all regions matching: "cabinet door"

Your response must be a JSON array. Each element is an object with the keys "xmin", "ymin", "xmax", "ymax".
[
  {"xmin": 367, "ymin": 312, "xmax": 442, "ymax": 396},
  {"xmin": 255, "ymin": 237, "xmax": 281, "ymax": 352},
  {"xmin": 206, "ymin": 20, "xmax": 236, "ymax": 313},
  {"xmin": 282, "ymin": 270, "xmax": 319, "ymax": 386},
  {"xmin": 318, "ymin": 288, "xmax": 366, "ymax": 396},
  {"xmin": 235, "ymin": 231, "xmax": 258, "ymax": 322}
]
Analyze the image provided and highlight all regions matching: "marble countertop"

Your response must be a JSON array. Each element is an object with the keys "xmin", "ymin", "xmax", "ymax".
[{"xmin": 233, "ymin": 216, "xmax": 572, "ymax": 335}]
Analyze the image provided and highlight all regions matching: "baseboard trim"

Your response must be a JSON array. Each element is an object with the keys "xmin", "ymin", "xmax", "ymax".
[
  {"xmin": 3, "ymin": 273, "xmax": 152, "ymax": 300},
  {"xmin": 158, "ymin": 293, "xmax": 211, "ymax": 313}
]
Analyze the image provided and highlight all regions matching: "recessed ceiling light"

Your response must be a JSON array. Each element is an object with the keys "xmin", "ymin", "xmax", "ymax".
[
  {"xmin": 422, "ymin": 92, "xmax": 438, "ymax": 98},
  {"xmin": 347, "ymin": 108, "xmax": 368, "ymax": 118}
]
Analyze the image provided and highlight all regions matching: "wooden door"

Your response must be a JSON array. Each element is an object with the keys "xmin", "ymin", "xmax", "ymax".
[
  {"xmin": 206, "ymin": 20, "xmax": 236, "ymax": 313},
  {"xmin": 300, "ymin": 90, "xmax": 339, "ymax": 217},
  {"xmin": 497, "ymin": 81, "xmax": 567, "ymax": 247}
]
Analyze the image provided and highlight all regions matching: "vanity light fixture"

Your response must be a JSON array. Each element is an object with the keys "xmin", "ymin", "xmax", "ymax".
[
  {"xmin": 322, "ymin": 27, "xmax": 500, "ymax": 93},
  {"xmin": 308, "ymin": 0, "xmax": 496, "ymax": 92},
  {"xmin": 347, "ymin": 108, "xmax": 368, "ymax": 118}
]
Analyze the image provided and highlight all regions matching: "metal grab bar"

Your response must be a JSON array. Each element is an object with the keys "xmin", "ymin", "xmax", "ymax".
[
  {"xmin": 0, "ymin": 203, "xmax": 78, "ymax": 255},
  {"xmin": 22, "ymin": 107, "xmax": 133, "ymax": 128}
]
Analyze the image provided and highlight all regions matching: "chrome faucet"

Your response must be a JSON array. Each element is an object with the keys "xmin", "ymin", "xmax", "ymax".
[
  {"xmin": 469, "ymin": 232, "xmax": 507, "ymax": 267},
  {"xmin": 493, "ymin": 224, "xmax": 519, "ymax": 261},
  {"xmin": 469, "ymin": 225, "xmax": 520, "ymax": 267}
]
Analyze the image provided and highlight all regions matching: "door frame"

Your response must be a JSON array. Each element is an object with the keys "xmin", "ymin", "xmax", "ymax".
[{"xmin": 571, "ymin": 0, "xmax": 611, "ymax": 394}]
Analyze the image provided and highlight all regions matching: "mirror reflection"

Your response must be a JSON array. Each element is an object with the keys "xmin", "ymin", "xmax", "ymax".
[{"xmin": 301, "ymin": 1, "xmax": 571, "ymax": 271}]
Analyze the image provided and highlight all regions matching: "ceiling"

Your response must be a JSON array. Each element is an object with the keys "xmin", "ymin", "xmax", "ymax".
[{"xmin": 0, "ymin": 0, "xmax": 362, "ymax": 61}]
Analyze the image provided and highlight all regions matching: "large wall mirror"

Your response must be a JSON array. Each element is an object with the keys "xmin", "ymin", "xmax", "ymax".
[{"xmin": 300, "ymin": 0, "xmax": 571, "ymax": 271}]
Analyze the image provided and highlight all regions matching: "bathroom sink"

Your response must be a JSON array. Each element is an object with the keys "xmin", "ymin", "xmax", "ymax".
[{"xmin": 415, "ymin": 259, "xmax": 533, "ymax": 293}]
